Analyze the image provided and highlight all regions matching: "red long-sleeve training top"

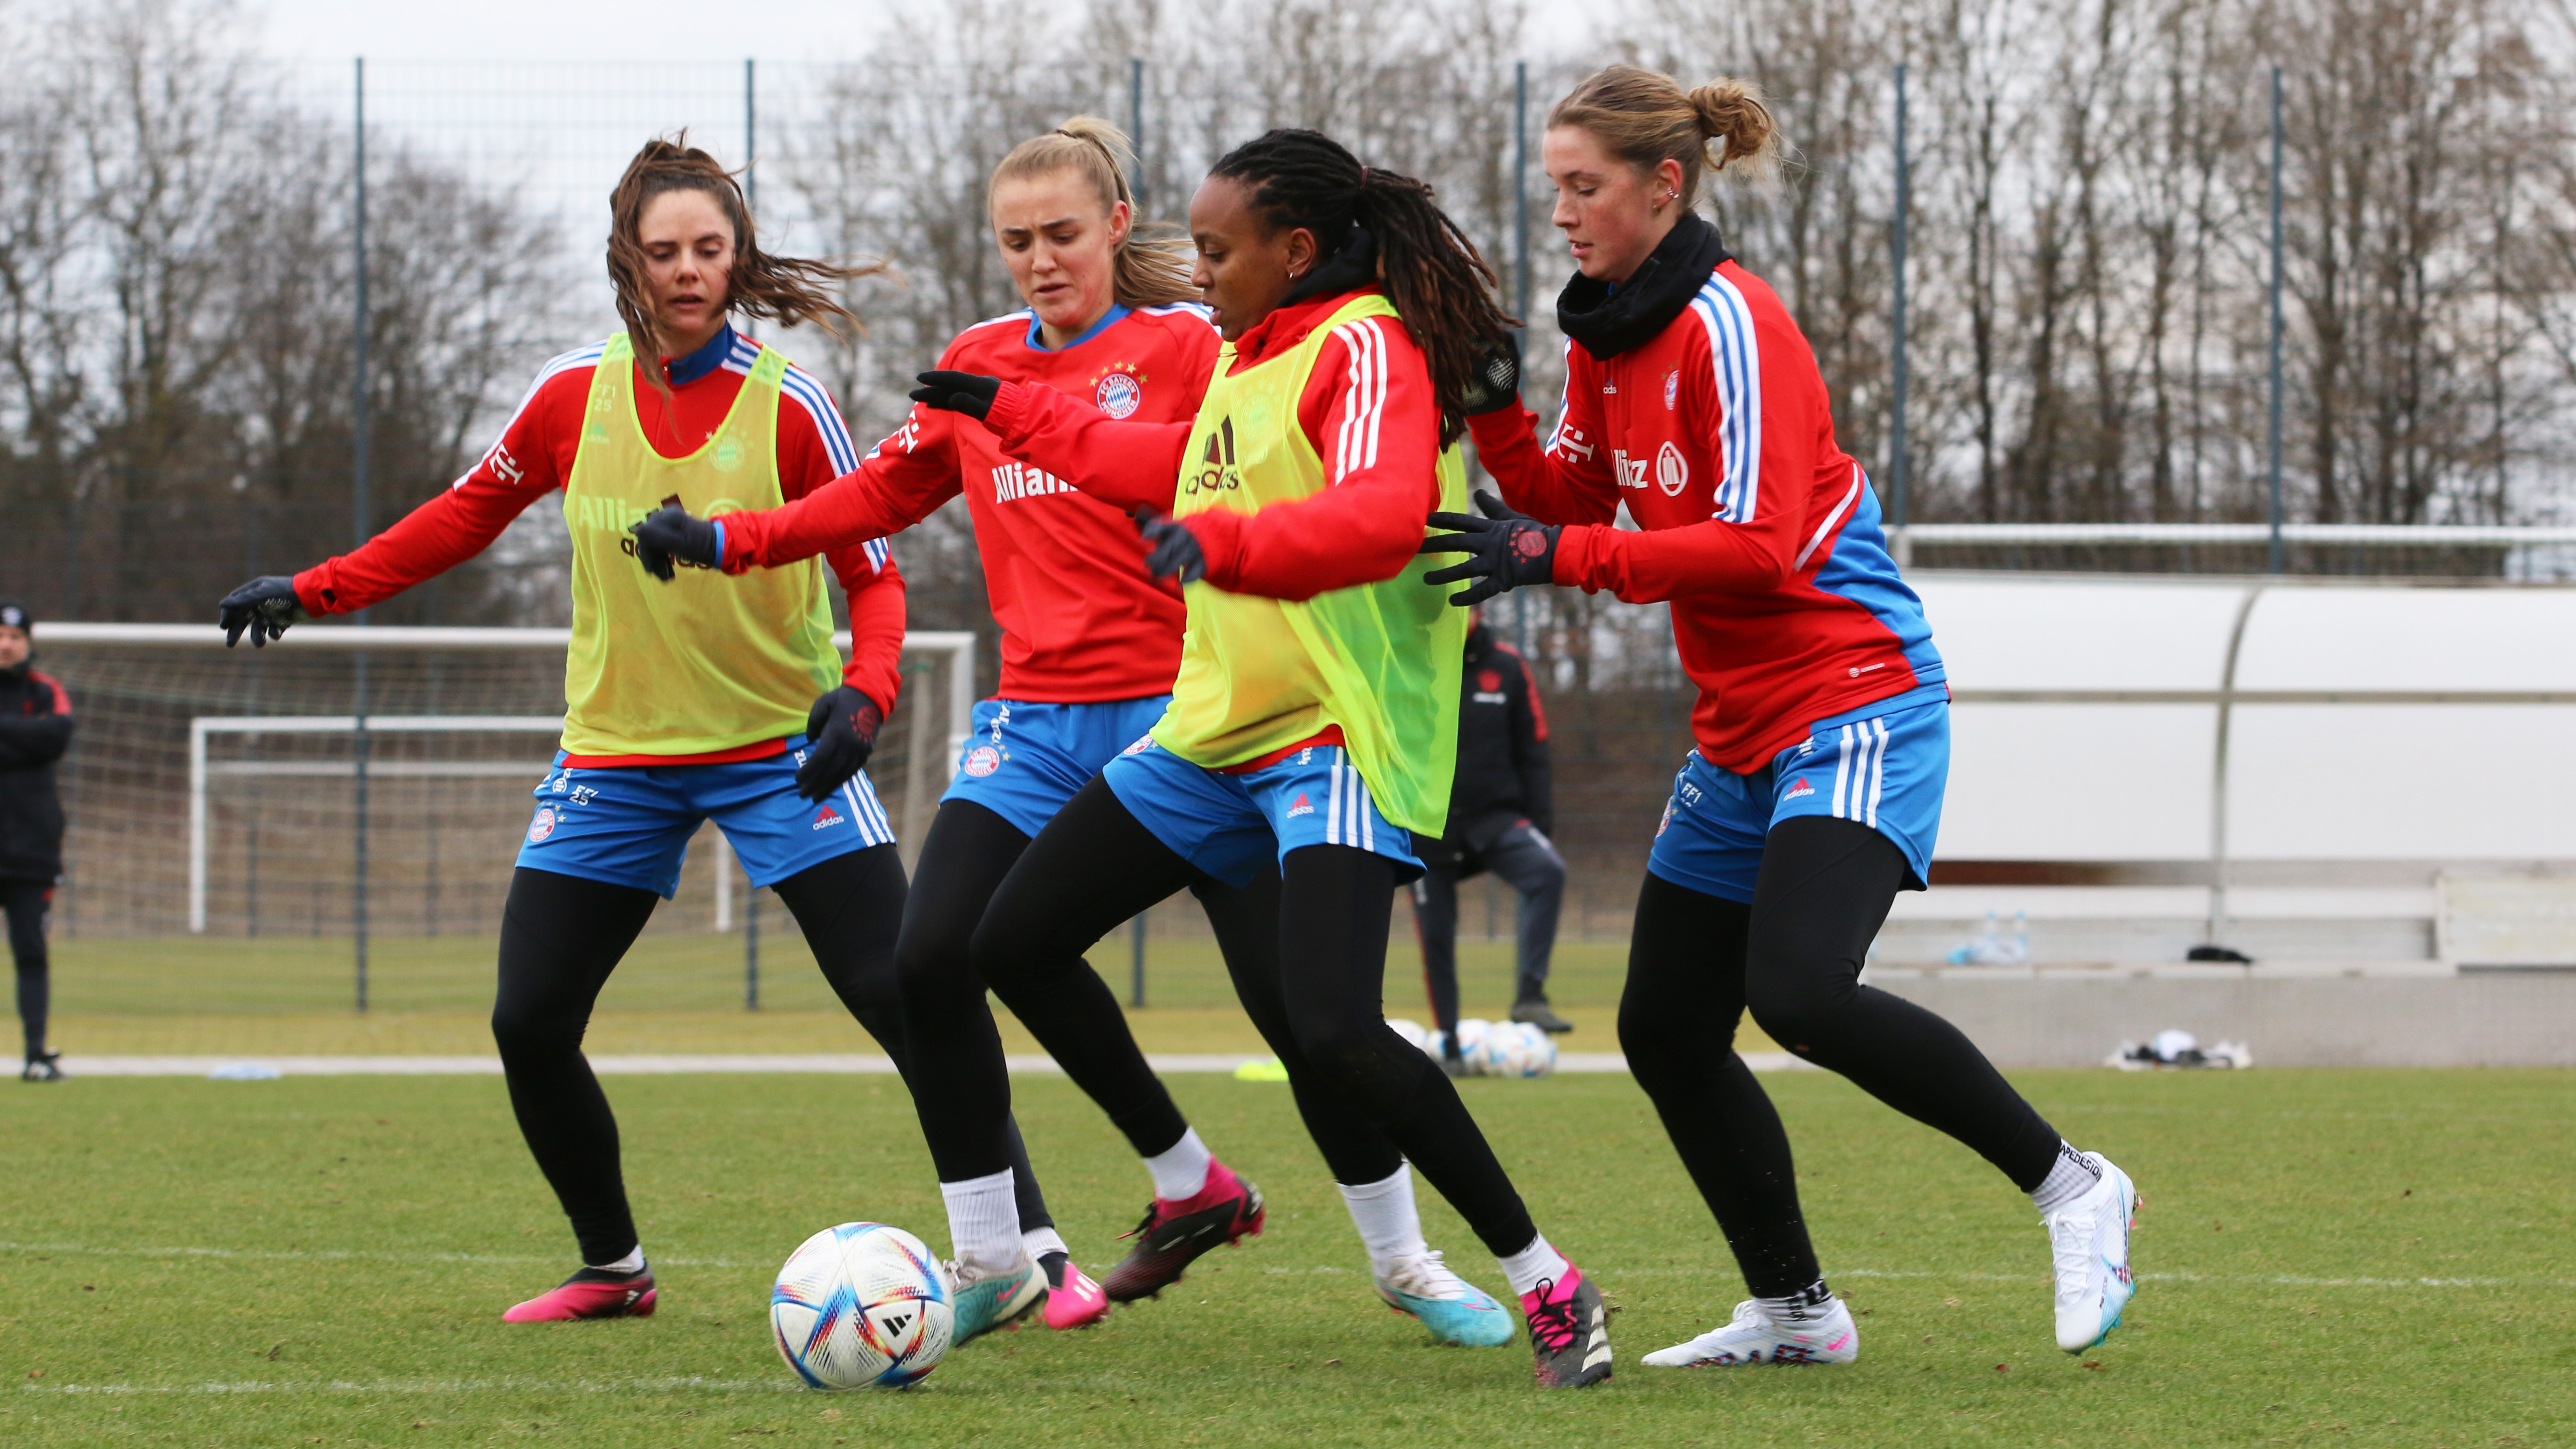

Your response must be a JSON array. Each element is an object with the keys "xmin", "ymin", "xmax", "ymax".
[
  {"xmin": 716, "ymin": 303, "xmax": 1220, "ymax": 702},
  {"xmin": 1468, "ymin": 259, "xmax": 1944, "ymax": 773},
  {"xmin": 976, "ymin": 288, "xmax": 1445, "ymax": 603},
  {"xmin": 289, "ymin": 324, "xmax": 904, "ymax": 765}
]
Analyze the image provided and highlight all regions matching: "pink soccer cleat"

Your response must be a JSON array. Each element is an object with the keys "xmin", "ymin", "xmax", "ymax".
[
  {"xmin": 501, "ymin": 1268, "xmax": 658, "ymax": 1323},
  {"xmin": 1100, "ymin": 1160, "xmax": 1266, "ymax": 1302},
  {"xmin": 1040, "ymin": 1252, "xmax": 1112, "ymax": 1330}
]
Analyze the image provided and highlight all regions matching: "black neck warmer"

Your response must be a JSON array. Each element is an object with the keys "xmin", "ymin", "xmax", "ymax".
[
  {"xmin": 1281, "ymin": 224, "xmax": 1379, "ymax": 308},
  {"xmin": 1556, "ymin": 212, "xmax": 1731, "ymax": 360}
]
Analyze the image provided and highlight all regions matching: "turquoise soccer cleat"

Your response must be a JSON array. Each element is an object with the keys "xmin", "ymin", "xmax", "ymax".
[{"xmin": 1376, "ymin": 1250, "xmax": 1516, "ymax": 1347}]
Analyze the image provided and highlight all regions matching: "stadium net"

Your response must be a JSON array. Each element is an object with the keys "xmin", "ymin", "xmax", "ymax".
[{"xmin": 38, "ymin": 625, "xmax": 971, "ymax": 1017}]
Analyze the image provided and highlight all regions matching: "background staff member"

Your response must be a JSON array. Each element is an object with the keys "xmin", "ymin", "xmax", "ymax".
[
  {"xmin": 0, "ymin": 599, "xmax": 71, "ymax": 1082},
  {"xmin": 1412, "ymin": 613, "xmax": 1569, "ymax": 1059}
]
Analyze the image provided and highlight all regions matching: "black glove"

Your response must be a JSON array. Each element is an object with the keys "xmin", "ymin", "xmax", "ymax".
[
  {"xmin": 1417, "ymin": 491, "xmax": 1559, "ymax": 608},
  {"xmin": 1458, "ymin": 334, "xmax": 1522, "ymax": 416},
  {"xmin": 629, "ymin": 503, "xmax": 721, "ymax": 582},
  {"xmin": 795, "ymin": 685, "xmax": 884, "ymax": 802},
  {"xmin": 1134, "ymin": 509, "xmax": 1207, "ymax": 584},
  {"xmin": 909, "ymin": 370, "xmax": 1002, "ymax": 421},
  {"xmin": 218, "ymin": 575, "xmax": 308, "ymax": 648}
]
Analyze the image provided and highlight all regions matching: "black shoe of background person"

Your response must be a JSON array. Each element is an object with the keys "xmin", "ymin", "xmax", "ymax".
[
  {"xmin": 1441, "ymin": 1050, "xmax": 1473, "ymax": 1079},
  {"xmin": 1511, "ymin": 998, "xmax": 1575, "ymax": 1034},
  {"xmin": 21, "ymin": 1050, "xmax": 62, "ymax": 1082}
]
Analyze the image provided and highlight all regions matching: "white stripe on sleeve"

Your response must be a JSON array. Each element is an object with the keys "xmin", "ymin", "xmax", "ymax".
[
  {"xmin": 1691, "ymin": 275, "xmax": 1764, "ymax": 523},
  {"xmin": 1330, "ymin": 318, "xmax": 1388, "ymax": 481}
]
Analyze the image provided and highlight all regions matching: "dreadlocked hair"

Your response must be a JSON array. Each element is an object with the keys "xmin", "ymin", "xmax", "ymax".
[
  {"xmin": 606, "ymin": 134, "xmax": 881, "ymax": 400},
  {"xmin": 1209, "ymin": 128, "xmax": 1516, "ymax": 447}
]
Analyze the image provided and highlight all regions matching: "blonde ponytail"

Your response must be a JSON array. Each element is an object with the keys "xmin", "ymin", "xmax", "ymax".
[
  {"xmin": 1549, "ymin": 65, "xmax": 1785, "ymax": 206},
  {"xmin": 989, "ymin": 116, "xmax": 1197, "ymax": 309}
]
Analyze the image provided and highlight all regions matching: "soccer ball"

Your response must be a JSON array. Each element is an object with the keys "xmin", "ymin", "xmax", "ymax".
[
  {"xmin": 1477, "ymin": 1021, "xmax": 1559, "ymax": 1078},
  {"xmin": 1453, "ymin": 1018, "xmax": 1493, "ymax": 1060},
  {"xmin": 770, "ymin": 1223, "xmax": 953, "ymax": 1390}
]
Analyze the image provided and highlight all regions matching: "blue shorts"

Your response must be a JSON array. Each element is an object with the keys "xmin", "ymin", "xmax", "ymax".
[
  {"xmin": 515, "ymin": 737, "xmax": 896, "ymax": 898},
  {"xmin": 942, "ymin": 696, "xmax": 1174, "ymax": 839},
  {"xmin": 1648, "ymin": 694, "xmax": 1949, "ymax": 903},
  {"xmin": 1102, "ymin": 737, "xmax": 1423, "ymax": 888}
]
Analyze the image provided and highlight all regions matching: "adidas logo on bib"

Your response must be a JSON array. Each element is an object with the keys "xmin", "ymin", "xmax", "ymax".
[
  {"xmin": 811, "ymin": 804, "xmax": 846, "ymax": 831},
  {"xmin": 1286, "ymin": 793, "xmax": 1315, "ymax": 818}
]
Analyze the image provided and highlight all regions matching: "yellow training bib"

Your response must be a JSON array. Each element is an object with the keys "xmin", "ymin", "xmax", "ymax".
[
  {"xmin": 558, "ymin": 334, "xmax": 839, "ymax": 757},
  {"xmin": 1149, "ymin": 295, "xmax": 1469, "ymax": 834}
]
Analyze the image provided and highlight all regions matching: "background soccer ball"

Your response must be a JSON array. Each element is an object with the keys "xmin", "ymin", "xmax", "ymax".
[
  {"xmin": 1386, "ymin": 1018, "xmax": 1427, "ymax": 1052},
  {"xmin": 770, "ymin": 1222, "xmax": 953, "ymax": 1390},
  {"xmin": 1476, "ymin": 1021, "xmax": 1559, "ymax": 1078}
]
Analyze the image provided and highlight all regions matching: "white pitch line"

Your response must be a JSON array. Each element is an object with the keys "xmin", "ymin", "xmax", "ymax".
[
  {"xmin": 0, "ymin": 1240, "xmax": 759, "ymax": 1270},
  {"xmin": 19, "ymin": 1376, "xmax": 796, "ymax": 1397},
  {"xmin": 56, "ymin": 1051, "xmax": 1805, "ymax": 1078}
]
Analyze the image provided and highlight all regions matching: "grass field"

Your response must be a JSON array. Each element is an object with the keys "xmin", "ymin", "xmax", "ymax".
[
  {"xmin": 43, "ymin": 936, "xmax": 1662, "ymax": 1057},
  {"xmin": 8, "ymin": 1067, "xmax": 2572, "ymax": 1447}
]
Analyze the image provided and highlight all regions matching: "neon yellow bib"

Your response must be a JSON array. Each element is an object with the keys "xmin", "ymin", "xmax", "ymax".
[
  {"xmin": 1149, "ymin": 294, "xmax": 1469, "ymax": 834},
  {"xmin": 558, "ymin": 333, "xmax": 838, "ymax": 756}
]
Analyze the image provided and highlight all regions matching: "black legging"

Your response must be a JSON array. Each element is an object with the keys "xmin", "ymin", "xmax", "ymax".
[
  {"xmin": 3, "ymin": 877, "xmax": 50, "ymax": 1059},
  {"xmin": 896, "ymin": 797, "xmax": 1404, "ymax": 1190},
  {"xmin": 926, "ymin": 778, "xmax": 1534, "ymax": 1257},
  {"xmin": 1618, "ymin": 815, "xmax": 2062, "ymax": 1298},
  {"xmin": 490, "ymin": 847, "xmax": 1053, "ymax": 1267}
]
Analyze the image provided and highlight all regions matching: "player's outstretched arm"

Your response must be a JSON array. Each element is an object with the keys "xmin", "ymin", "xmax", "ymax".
[
  {"xmin": 1462, "ymin": 341, "xmax": 1620, "ymax": 531},
  {"xmin": 918, "ymin": 370, "xmax": 1193, "ymax": 514}
]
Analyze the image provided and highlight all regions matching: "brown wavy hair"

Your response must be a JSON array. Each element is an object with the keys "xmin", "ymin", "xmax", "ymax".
[
  {"xmin": 1548, "ymin": 66, "xmax": 1781, "ymax": 207},
  {"xmin": 605, "ymin": 135, "xmax": 878, "ymax": 396},
  {"xmin": 989, "ymin": 117, "xmax": 1197, "ymax": 309}
]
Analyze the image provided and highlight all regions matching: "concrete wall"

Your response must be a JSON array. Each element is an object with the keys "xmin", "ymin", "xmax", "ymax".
[{"xmin": 1866, "ymin": 972, "xmax": 2576, "ymax": 1068}]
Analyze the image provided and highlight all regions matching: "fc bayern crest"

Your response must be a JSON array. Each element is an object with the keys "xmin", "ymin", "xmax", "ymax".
[
  {"xmin": 1095, "ymin": 372, "xmax": 1143, "ymax": 419},
  {"xmin": 962, "ymin": 745, "xmax": 1002, "ymax": 778},
  {"xmin": 526, "ymin": 806, "xmax": 558, "ymax": 844}
]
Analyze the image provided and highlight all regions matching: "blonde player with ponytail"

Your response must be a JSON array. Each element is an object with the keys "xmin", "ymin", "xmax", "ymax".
[
  {"xmin": 1422, "ymin": 65, "xmax": 2144, "ymax": 1370},
  {"xmin": 639, "ymin": 120, "xmax": 1514, "ymax": 1349}
]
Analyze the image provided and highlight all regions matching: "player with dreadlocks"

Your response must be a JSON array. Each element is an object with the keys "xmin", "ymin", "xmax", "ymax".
[
  {"xmin": 629, "ymin": 119, "xmax": 1513, "ymax": 1348},
  {"xmin": 1422, "ymin": 66, "xmax": 2142, "ymax": 1368},
  {"xmin": 212, "ymin": 137, "xmax": 1070, "ymax": 1330},
  {"xmin": 893, "ymin": 127, "xmax": 1613, "ymax": 1388}
]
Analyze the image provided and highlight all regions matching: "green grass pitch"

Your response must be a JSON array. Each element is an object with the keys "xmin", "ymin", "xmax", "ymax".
[{"xmin": 6, "ymin": 1068, "xmax": 2571, "ymax": 1447}]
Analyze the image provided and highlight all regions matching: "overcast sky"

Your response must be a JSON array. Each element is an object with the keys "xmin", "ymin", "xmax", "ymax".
[
  {"xmin": 251, "ymin": 0, "xmax": 1594, "ymax": 61},
  {"xmin": 254, "ymin": 0, "xmax": 896, "ymax": 61}
]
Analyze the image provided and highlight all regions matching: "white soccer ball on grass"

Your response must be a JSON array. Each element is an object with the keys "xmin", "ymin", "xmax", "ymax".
[{"xmin": 770, "ymin": 1222, "xmax": 953, "ymax": 1389}]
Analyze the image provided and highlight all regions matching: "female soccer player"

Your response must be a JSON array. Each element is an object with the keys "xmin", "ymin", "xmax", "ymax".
[
  {"xmin": 211, "ymin": 138, "xmax": 1068, "ymax": 1329},
  {"xmin": 631, "ymin": 120, "xmax": 1513, "ymax": 1348},
  {"xmin": 1420, "ymin": 66, "xmax": 2141, "ymax": 1367},
  {"xmin": 899, "ymin": 128, "xmax": 1614, "ymax": 1389}
]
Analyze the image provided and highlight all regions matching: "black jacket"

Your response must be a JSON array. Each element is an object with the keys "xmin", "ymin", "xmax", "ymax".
[
  {"xmin": 1424, "ymin": 622, "xmax": 1553, "ymax": 863},
  {"xmin": 0, "ymin": 661, "xmax": 73, "ymax": 880}
]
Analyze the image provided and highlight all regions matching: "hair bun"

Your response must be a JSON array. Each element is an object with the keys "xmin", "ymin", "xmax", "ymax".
[{"xmin": 1688, "ymin": 81, "xmax": 1777, "ymax": 169}]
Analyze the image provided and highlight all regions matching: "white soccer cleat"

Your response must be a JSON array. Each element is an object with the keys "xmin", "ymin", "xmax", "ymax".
[
  {"xmin": 2045, "ymin": 1151, "xmax": 2140, "ymax": 1352},
  {"xmin": 1641, "ymin": 1296, "xmax": 1859, "ymax": 1367}
]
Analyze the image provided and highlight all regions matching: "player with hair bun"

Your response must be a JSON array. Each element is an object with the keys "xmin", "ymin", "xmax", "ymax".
[
  {"xmin": 212, "ymin": 136, "xmax": 1068, "ymax": 1330},
  {"xmin": 1422, "ymin": 64, "xmax": 2142, "ymax": 1368},
  {"xmin": 889, "ymin": 126, "xmax": 1613, "ymax": 1389},
  {"xmin": 637, "ymin": 119, "xmax": 1517, "ymax": 1350}
]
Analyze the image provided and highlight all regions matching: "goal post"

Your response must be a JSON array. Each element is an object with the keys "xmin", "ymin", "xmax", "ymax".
[{"xmin": 44, "ymin": 624, "xmax": 978, "ymax": 963}]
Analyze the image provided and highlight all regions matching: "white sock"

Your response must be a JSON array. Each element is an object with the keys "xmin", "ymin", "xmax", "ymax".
[
  {"xmin": 1496, "ymin": 1232, "xmax": 1571, "ymax": 1298},
  {"xmin": 2030, "ymin": 1142, "xmax": 2105, "ymax": 1215},
  {"xmin": 940, "ymin": 1168, "xmax": 1023, "ymax": 1275},
  {"xmin": 1022, "ymin": 1226, "xmax": 1069, "ymax": 1263},
  {"xmin": 1755, "ymin": 1278, "xmax": 1837, "ymax": 1326},
  {"xmin": 1338, "ymin": 1164, "xmax": 1430, "ymax": 1277},
  {"xmin": 589, "ymin": 1246, "xmax": 645, "ymax": 1274},
  {"xmin": 1143, "ymin": 1127, "xmax": 1214, "ymax": 1201}
]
